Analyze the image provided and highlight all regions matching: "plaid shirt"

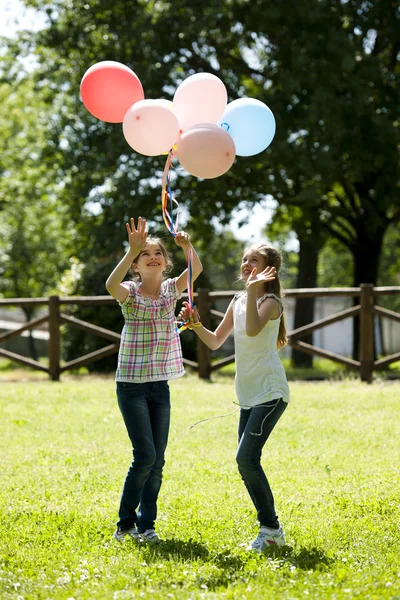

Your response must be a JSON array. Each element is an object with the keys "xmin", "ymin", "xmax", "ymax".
[{"xmin": 116, "ymin": 278, "xmax": 185, "ymax": 383}]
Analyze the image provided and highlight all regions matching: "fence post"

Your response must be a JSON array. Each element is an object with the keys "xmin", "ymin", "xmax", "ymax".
[
  {"xmin": 48, "ymin": 295, "xmax": 60, "ymax": 381},
  {"xmin": 197, "ymin": 289, "xmax": 211, "ymax": 380},
  {"xmin": 359, "ymin": 284, "xmax": 374, "ymax": 383}
]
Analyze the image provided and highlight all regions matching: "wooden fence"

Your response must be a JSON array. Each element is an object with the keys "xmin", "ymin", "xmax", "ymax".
[{"xmin": 0, "ymin": 285, "xmax": 399, "ymax": 383}]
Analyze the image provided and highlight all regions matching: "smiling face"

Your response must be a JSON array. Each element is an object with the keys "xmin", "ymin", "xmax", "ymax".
[
  {"xmin": 132, "ymin": 240, "xmax": 168, "ymax": 278},
  {"xmin": 240, "ymin": 249, "xmax": 268, "ymax": 281}
]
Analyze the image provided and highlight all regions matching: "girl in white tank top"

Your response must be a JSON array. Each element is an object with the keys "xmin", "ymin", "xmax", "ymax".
[{"xmin": 179, "ymin": 243, "xmax": 290, "ymax": 552}]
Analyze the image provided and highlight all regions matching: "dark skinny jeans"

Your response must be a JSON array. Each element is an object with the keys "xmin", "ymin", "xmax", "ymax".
[
  {"xmin": 236, "ymin": 398, "xmax": 287, "ymax": 529},
  {"xmin": 116, "ymin": 380, "xmax": 170, "ymax": 533}
]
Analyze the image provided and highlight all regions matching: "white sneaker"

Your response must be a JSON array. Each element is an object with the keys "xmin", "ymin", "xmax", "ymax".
[
  {"xmin": 113, "ymin": 526, "xmax": 140, "ymax": 542},
  {"xmin": 247, "ymin": 526, "xmax": 286, "ymax": 552},
  {"xmin": 140, "ymin": 529, "xmax": 160, "ymax": 544}
]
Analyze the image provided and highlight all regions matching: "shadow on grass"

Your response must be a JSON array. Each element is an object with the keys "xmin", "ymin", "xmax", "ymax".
[
  {"xmin": 146, "ymin": 537, "xmax": 210, "ymax": 560},
  {"xmin": 141, "ymin": 537, "xmax": 333, "ymax": 573},
  {"xmin": 143, "ymin": 540, "xmax": 335, "ymax": 590},
  {"xmin": 143, "ymin": 538, "xmax": 249, "ymax": 569},
  {"xmin": 265, "ymin": 544, "xmax": 335, "ymax": 571}
]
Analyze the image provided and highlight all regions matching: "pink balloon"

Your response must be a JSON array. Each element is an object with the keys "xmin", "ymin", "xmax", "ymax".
[
  {"xmin": 80, "ymin": 61, "xmax": 144, "ymax": 123},
  {"xmin": 177, "ymin": 123, "xmax": 236, "ymax": 179},
  {"xmin": 123, "ymin": 100, "xmax": 180, "ymax": 156},
  {"xmin": 173, "ymin": 73, "xmax": 227, "ymax": 132}
]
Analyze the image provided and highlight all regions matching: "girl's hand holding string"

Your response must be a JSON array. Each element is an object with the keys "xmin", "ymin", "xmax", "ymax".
[
  {"xmin": 177, "ymin": 301, "xmax": 201, "ymax": 328},
  {"xmin": 174, "ymin": 231, "xmax": 191, "ymax": 248},
  {"xmin": 174, "ymin": 230, "xmax": 203, "ymax": 296},
  {"xmin": 126, "ymin": 217, "xmax": 148, "ymax": 253},
  {"xmin": 246, "ymin": 266, "xmax": 276, "ymax": 289}
]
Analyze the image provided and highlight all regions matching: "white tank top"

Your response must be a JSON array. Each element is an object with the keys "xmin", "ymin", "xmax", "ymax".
[{"xmin": 233, "ymin": 292, "xmax": 290, "ymax": 408}]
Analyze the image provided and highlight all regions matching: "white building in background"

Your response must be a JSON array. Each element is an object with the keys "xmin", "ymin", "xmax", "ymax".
[
  {"xmin": 0, "ymin": 309, "xmax": 49, "ymax": 357},
  {"xmin": 282, "ymin": 297, "xmax": 398, "ymax": 358}
]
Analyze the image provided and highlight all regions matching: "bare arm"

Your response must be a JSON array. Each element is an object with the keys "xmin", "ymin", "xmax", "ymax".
[
  {"xmin": 178, "ymin": 300, "xmax": 234, "ymax": 350},
  {"xmin": 245, "ymin": 266, "xmax": 279, "ymax": 337},
  {"xmin": 175, "ymin": 232, "xmax": 203, "ymax": 296},
  {"xmin": 105, "ymin": 217, "xmax": 148, "ymax": 303}
]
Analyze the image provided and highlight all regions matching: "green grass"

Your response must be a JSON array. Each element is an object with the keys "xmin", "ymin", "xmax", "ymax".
[{"xmin": 1, "ymin": 375, "xmax": 400, "ymax": 599}]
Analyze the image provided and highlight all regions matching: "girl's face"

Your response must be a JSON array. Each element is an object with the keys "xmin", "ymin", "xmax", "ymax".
[
  {"xmin": 241, "ymin": 250, "xmax": 268, "ymax": 281},
  {"xmin": 133, "ymin": 242, "xmax": 167, "ymax": 277}
]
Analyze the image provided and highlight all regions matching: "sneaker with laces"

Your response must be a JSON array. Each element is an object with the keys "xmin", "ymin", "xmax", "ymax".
[
  {"xmin": 113, "ymin": 525, "xmax": 140, "ymax": 542},
  {"xmin": 247, "ymin": 525, "xmax": 286, "ymax": 552},
  {"xmin": 140, "ymin": 529, "xmax": 160, "ymax": 544}
]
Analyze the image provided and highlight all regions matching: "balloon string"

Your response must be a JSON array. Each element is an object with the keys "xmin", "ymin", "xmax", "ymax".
[
  {"xmin": 161, "ymin": 147, "xmax": 194, "ymax": 333},
  {"xmin": 190, "ymin": 407, "xmax": 240, "ymax": 429}
]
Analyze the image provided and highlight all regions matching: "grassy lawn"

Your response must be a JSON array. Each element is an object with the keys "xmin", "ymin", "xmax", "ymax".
[{"xmin": 0, "ymin": 373, "xmax": 399, "ymax": 599}]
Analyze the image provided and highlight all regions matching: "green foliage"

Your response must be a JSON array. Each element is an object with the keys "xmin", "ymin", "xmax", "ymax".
[
  {"xmin": 317, "ymin": 239, "xmax": 354, "ymax": 288},
  {"xmin": 59, "ymin": 257, "xmax": 124, "ymax": 371},
  {"xmin": 1, "ymin": 0, "xmax": 398, "ymax": 290},
  {"xmin": 0, "ymin": 78, "xmax": 72, "ymax": 305},
  {"xmin": 378, "ymin": 223, "xmax": 400, "ymax": 312},
  {"xmin": 0, "ymin": 376, "xmax": 399, "ymax": 599}
]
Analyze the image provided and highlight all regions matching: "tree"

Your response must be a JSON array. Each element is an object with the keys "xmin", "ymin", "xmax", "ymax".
[
  {"xmin": 2, "ymin": 0, "xmax": 398, "ymax": 362},
  {"xmin": 0, "ymin": 79, "xmax": 72, "ymax": 359}
]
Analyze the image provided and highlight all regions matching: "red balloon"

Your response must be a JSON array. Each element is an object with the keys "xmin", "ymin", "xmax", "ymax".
[{"xmin": 80, "ymin": 61, "xmax": 144, "ymax": 123}]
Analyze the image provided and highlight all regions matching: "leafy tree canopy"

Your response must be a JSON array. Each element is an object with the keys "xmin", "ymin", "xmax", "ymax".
[{"xmin": 1, "ymin": 0, "xmax": 399, "ymax": 287}]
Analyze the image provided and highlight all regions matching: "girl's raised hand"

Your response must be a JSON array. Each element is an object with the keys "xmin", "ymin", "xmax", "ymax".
[
  {"xmin": 246, "ymin": 266, "xmax": 277, "ymax": 288},
  {"xmin": 175, "ymin": 231, "xmax": 191, "ymax": 247},
  {"xmin": 177, "ymin": 301, "xmax": 200, "ymax": 324},
  {"xmin": 177, "ymin": 301, "xmax": 191, "ymax": 323},
  {"xmin": 126, "ymin": 217, "xmax": 148, "ymax": 252}
]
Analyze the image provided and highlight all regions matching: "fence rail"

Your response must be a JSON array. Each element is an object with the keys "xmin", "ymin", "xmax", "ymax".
[{"xmin": 0, "ymin": 284, "xmax": 399, "ymax": 382}]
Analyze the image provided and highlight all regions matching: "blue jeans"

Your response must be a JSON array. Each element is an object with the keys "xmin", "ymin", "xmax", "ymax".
[
  {"xmin": 116, "ymin": 381, "xmax": 170, "ymax": 532},
  {"xmin": 236, "ymin": 398, "xmax": 287, "ymax": 529}
]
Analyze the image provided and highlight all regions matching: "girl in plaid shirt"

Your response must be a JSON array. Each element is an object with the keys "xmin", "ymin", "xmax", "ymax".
[{"xmin": 106, "ymin": 216, "xmax": 202, "ymax": 543}]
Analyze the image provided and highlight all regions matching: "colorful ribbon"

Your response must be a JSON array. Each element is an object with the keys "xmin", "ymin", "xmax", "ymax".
[{"xmin": 161, "ymin": 147, "xmax": 195, "ymax": 333}]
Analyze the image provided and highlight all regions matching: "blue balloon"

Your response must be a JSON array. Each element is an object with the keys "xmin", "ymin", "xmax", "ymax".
[{"xmin": 218, "ymin": 98, "xmax": 276, "ymax": 157}]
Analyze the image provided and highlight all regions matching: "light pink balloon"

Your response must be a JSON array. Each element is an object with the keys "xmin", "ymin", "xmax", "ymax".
[
  {"xmin": 173, "ymin": 73, "xmax": 227, "ymax": 132},
  {"xmin": 123, "ymin": 99, "xmax": 180, "ymax": 156},
  {"xmin": 80, "ymin": 61, "xmax": 144, "ymax": 123},
  {"xmin": 177, "ymin": 123, "xmax": 236, "ymax": 179}
]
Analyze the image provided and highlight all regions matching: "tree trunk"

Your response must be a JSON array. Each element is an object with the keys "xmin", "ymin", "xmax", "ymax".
[
  {"xmin": 352, "ymin": 226, "xmax": 385, "ymax": 360},
  {"xmin": 291, "ymin": 234, "xmax": 320, "ymax": 368}
]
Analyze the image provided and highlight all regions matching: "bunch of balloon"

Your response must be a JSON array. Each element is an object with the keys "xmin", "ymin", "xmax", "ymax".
[
  {"xmin": 80, "ymin": 62, "xmax": 277, "ymax": 325},
  {"xmin": 80, "ymin": 62, "xmax": 276, "ymax": 179}
]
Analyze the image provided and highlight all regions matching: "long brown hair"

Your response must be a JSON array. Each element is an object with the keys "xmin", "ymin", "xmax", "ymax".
[{"xmin": 244, "ymin": 243, "xmax": 288, "ymax": 348}]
